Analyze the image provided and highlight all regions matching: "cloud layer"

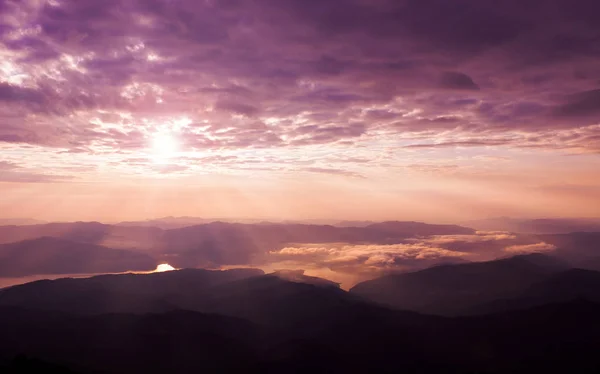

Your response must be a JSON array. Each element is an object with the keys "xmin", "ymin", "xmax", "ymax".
[
  {"xmin": 266, "ymin": 231, "xmax": 558, "ymax": 285},
  {"xmin": 0, "ymin": 0, "xmax": 599, "ymax": 220}
]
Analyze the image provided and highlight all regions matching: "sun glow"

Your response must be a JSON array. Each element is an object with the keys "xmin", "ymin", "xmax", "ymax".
[
  {"xmin": 155, "ymin": 263, "xmax": 176, "ymax": 272},
  {"xmin": 151, "ymin": 132, "xmax": 179, "ymax": 162}
]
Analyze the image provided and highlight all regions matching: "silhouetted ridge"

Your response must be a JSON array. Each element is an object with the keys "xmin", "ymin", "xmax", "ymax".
[
  {"xmin": 467, "ymin": 268, "xmax": 600, "ymax": 315},
  {"xmin": 2, "ymin": 300, "xmax": 600, "ymax": 373},
  {"xmin": 0, "ymin": 268, "xmax": 265, "ymax": 314},
  {"xmin": 271, "ymin": 269, "xmax": 340, "ymax": 288},
  {"xmin": 350, "ymin": 253, "xmax": 570, "ymax": 315}
]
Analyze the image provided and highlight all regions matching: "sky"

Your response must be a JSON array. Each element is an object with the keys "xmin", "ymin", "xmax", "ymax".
[{"xmin": 0, "ymin": 0, "xmax": 599, "ymax": 222}]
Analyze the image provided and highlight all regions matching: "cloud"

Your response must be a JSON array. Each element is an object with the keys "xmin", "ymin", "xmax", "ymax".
[
  {"xmin": 504, "ymin": 242, "xmax": 557, "ymax": 254},
  {"xmin": 1, "ymin": 158, "xmax": 75, "ymax": 182},
  {"xmin": 277, "ymin": 246, "xmax": 334, "ymax": 256},
  {"xmin": 214, "ymin": 101, "xmax": 260, "ymax": 116},
  {"xmin": 304, "ymin": 167, "xmax": 365, "ymax": 179},
  {"xmin": 0, "ymin": 0, "xmax": 599, "ymax": 189},
  {"xmin": 0, "ymin": 161, "xmax": 18, "ymax": 170},
  {"xmin": 0, "ymin": 171, "xmax": 74, "ymax": 183},
  {"xmin": 150, "ymin": 164, "xmax": 189, "ymax": 174},
  {"xmin": 418, "ymin": 231, "xmax": 518, "ymax": 245},
  {"xmin": 263, "ymin": 231, "xmax": 559, "ymax": 285},
  {"xmin": 270, "ymin": 242, "xmax": 469, "ymax": 273},
  {"xmin": 439, "ymin": 72, "xmax": 480, "ymax": 90},
  {"xmin": 553, "ymin": 89, "xmax": 600, "ymax": 118}
]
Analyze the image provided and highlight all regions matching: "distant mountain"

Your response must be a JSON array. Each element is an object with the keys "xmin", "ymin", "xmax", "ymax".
[
  {"xmin": 364, "ymin": 221, "xmax": 475, "ymax": 236},
  {"xmin": 540, "ymin": 232, "xmax": 600, "ymax": 270},
  {"xmin": 466, "ymin": 217, "xmax": 600, "ymax": 234},
  {"xmin": 0, "ymin": 221, "xmax": 475, "ymax": 249},
  {"xmin": 0, "ymin": 218, "xmax": 46, "ymax": 226},
  {"xmin": 350, "ymin": 253, "xmax": 570, "ymax": 315},
  {"xmin": 0, "ymin": 222, "xmax": 163, "ymax": 249},
  {"xmin": 0, "ymin": 237, "xmax": 157, "ymax": 278},
  {"xmin": 117, "ymin": 216, "xmax": 218, "ymax": 229},
  {"xmin": 0, "ymin": 220, "xmax": 478, "ymax": 278},
  {"xmin": 158, "ymin": 221, "xmax": 476, "ymax": 268},
  {"xmin": 334, "ymin": 220, "xmax": 376, "ymax": 227}
]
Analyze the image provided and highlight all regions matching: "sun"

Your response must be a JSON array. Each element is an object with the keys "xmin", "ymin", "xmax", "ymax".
[
  {"xmin": 155, "ymin": 263, "xmax": 176, "ymax": 272},
  {"xmin": 151, "ymin": 132, "xmax": 178, "ymax": 161}
]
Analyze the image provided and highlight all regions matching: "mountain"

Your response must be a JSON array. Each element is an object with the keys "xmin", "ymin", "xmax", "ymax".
[
  {"xmin": 334, "ymin": 220, "xmax": 375, "ymax": 227},
  {"xmin": 159, "ymin": 221, "xmax": 475, "ymax": 266},
  {"xmin": 117, "ymin": 216, "xmax": 218, "ymax": 229},
  {"xmin": 2, "ymin": 299, "xmax": 600, "ymax": 373},
  {"xmin": 0, "ymin": 267, "xmax": 424, "ymax": 331},
  {"xmin": 540, "ymin": 232, "xmax": 600, "ymax": 270},
  {"xmin": 0, "ymin": 220, "xmax": 475, "ymax": 247},
  {"xmin": 0, "ymin": 218, "xmax": 46, "ymax": 226},
  {"xmin": 2, "ymin": 264, "xmax": 600, "ymax": 372},
  {"xmin": 364, "ymin": 221, "xmax": 475, "ymax": 236},
  {"xmin": 350, "ymin": 253, "xmax": 570, "ymax": 315},
  {"xmin": 0, "ymin": 307, "xmax": 262, "ymax": 374},
  {"xmin": 270, "ymin": 269, "xmax": 340, "ymax": 288},
  {"xmin": 173, "ymin": 272, "xmax": 364, "ymax": 328},
  {"xmin": 466, "ymin": 217, "xmax": 600, "ymax": 234},
  {"xmin": 467, "ymin": 268, "xmax": 600, "ymax": 314},
  {"xmin": 0, "ymin": 237, "xmax": 157, "ymax": 278},
  {"xmin": 0, "ymin": 268, "xmax": 390, "ymax": 330},
  {"xmin": 0, "ymin": 220, "xmax": 478, "ymax": 278},
  {"xmin": 0, "ymin": 268, "xmax": 265, "ymax": 314},
  {"xmin": 0, "ymin": 222, "xmax": 163, "ymax": 249}
]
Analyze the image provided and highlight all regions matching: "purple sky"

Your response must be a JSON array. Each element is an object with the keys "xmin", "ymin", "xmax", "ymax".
[{"xmin": 0, "ymin": 0, "xmax": 599, "ymax": 222}]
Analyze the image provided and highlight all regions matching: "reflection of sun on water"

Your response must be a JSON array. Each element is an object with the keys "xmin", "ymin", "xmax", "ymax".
[{"xmin": 155, "ymin": 264, "xmax": 176, "ymax": 272}]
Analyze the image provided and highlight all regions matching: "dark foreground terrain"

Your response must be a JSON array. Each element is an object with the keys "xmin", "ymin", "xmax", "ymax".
[{"xmin": 1, "ymin": 255, "xmax": 600, "ymax": 373}]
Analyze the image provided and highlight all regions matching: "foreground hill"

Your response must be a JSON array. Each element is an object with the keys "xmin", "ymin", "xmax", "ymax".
[
  {"xmin": 2, "ymin": 263, "xmax": 600, "ymax": 372},
  {"xmin": 1, "ymin": 299, "xmax": 600, "ymax": 373},
  {"xmin": 467, "ymin": 268, "xmax": 600, "ymax": 315},
  {"xmin": 350, "ymin": 253, "xmax": 570, "ymax": 315}
]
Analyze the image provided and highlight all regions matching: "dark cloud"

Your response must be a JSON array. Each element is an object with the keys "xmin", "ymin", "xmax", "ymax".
[
  {"xmin": 553, "ymin": 89, "xmax": 600, "ymax": 118},
  {"xmin": 439, "ymin": 72, "xmax": 480, "ymax": 90},
  {"xmin": 0, "ymin": 83, "xmax": 46, "ymax": 104},
  {"xmin": 214, "ymin": 100, "xmax": 260, "ymax": 116}
]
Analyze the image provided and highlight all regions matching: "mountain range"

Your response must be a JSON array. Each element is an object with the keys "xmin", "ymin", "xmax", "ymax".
[
  {"xmin": 1, "ymin": 220, "xmax": 599, "ymax": 282},
  {"xmin": 2, "ymin": 256, "xmax": 600, "ymax": 373},
  {"xmin": 0, "ymin": 220, "xmax": 476, "ymax": 277}
]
